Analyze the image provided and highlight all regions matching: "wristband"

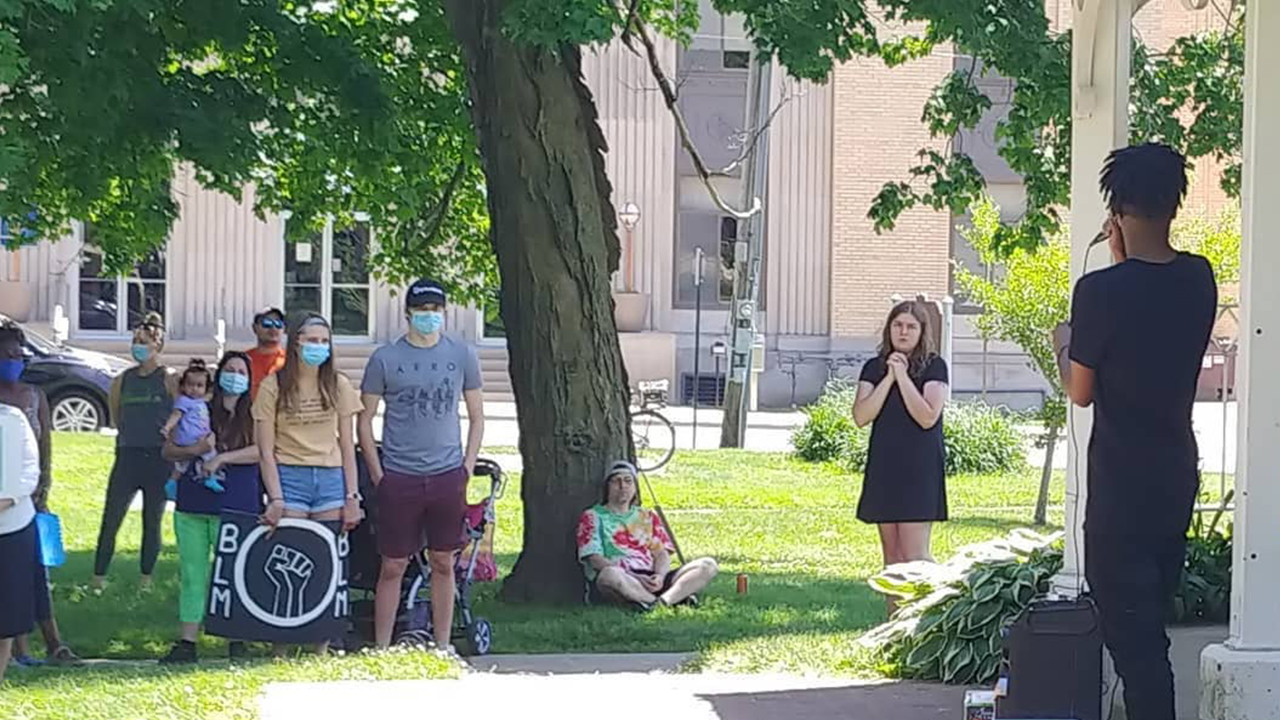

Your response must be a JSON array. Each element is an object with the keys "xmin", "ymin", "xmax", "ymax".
[{"xmin": 268, "ymin": 497, "xmax": 284, "ymax": 505}]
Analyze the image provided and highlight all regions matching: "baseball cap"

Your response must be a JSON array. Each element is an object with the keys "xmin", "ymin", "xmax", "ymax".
[
  {"xmin": 253, "ymin": 307, "xmax": 285, "ymax": 325},
  {"xmin": 406, "ymin": 279, "xmax": 447, "ymax": 309}
]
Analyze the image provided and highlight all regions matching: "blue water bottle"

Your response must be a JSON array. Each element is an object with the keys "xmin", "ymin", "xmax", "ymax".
[{"xmin": 35, "ymin": 512, "xmax": 66, "ymax": 568}]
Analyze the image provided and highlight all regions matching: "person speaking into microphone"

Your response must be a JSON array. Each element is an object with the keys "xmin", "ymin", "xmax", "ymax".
[{"xmin": 1053, "ymin": 143, "xmax": 1217, "ymax": 720}]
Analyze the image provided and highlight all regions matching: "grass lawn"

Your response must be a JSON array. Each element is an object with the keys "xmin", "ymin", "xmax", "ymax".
[
  {"xmin": 1, "ymin": 651, "xmax": 457, "ymax": 720},
  {"xmin": 16, "ymin": 433, "xmax": 1072, "ymax": 679}
]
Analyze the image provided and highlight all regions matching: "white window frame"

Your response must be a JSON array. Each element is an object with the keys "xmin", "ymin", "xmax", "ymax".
[
  {"xmin": 71, "ymin": 222, "xmax": 171, "ymax": 338},
  {"xmin": 281, "ymin": 216, "xmax": 377, "ymax": 343},
  {"xmin": 475, "ymin": 303, "xmax": 506, "ymax": 346}
]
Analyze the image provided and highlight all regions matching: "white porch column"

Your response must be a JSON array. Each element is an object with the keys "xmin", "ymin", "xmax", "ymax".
[
  {"xmin": 1201, "ymin": 0, "xmax": 1280, "ymax": 717},
  {"xmin": 1054, "ymin": 0, "xmax": 1131, "ymax": 598}
]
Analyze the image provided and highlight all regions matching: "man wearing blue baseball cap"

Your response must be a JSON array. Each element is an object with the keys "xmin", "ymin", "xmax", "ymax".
[{"xmin": 357, "ymin": 279, "xmax": 485, "ymax": 651}]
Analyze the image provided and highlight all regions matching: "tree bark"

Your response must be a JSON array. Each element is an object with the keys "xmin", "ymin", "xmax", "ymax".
[
  {"xmin": 445, "ymin": 0, "xmax": 633, "ymax": 603},
  {"xmin": 1034, "ymin": 428, "xmax": 1058, "ymax": 526}
]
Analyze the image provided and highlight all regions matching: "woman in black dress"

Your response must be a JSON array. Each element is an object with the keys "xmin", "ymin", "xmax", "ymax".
[{"xmin": 853, "ymin": 301, "xmax": 950, "ymax": 580}]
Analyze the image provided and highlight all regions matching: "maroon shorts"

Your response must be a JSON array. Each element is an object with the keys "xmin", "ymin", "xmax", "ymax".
[{"xmin": 376, "ymin": 466, "xmax": 469, "ymax": 557}]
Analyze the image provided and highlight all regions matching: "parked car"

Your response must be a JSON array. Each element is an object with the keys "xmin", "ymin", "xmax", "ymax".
[{"xmin": 2, "ymin": 315, "xmax": 131, "ymax": 432}]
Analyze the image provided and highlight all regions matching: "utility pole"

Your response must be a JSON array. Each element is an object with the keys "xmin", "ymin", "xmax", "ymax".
[{"xmin": 718, "ymin": 55, "xmax": 772, "ymax": 448}]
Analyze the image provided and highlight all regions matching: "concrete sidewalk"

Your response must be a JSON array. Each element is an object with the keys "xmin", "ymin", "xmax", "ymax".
[{"xmin": 261, "ymin": 655, "xmax": 968, "ymax": 720}]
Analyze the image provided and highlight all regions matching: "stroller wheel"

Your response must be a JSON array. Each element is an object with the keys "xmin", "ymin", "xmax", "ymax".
[
  {"xmin": 394, "ymin": 628, "xmax": 434, "ymax": 649},
  {"xmin": 461, "ymin": 618, "xmax": 493, "ymax": 657}
]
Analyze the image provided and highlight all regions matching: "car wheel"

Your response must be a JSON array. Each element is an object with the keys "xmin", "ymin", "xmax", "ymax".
[{"xmin": 50, "ymin": 391, "xmax": 106, "ymax": 432}]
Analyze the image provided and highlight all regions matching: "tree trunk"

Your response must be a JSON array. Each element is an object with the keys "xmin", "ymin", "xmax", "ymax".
[
  {"xmin": 445, "ymin": 1, "xmax": 633, "ymax": 603},
  {"xmin": 1034, "ymin": 428, "xmax": 1058, "ymax": 526}
]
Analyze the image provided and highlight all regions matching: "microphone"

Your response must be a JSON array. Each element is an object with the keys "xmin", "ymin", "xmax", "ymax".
[{"xmin": 1088, "ymin": 230, "xmax": 1108, "ymax": 248}]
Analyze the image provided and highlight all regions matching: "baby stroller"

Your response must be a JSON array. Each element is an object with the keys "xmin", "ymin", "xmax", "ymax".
[{"xmin": 346, "ymin": 453, "xmax": 505, "ymax": 656}]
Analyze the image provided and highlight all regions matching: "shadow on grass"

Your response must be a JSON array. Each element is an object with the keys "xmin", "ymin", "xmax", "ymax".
[
  {"xmin": 42, "ymin": 513, "xmax": 1047, "ymax": 661},
  {"xmin": 469, "ymin": 560, "xmax": 889, "ymax": 656}
]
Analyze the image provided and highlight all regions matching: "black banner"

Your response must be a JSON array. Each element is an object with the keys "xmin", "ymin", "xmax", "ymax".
[{"xmin": 204, "ymin": 512, "xmax": 350, "ymax": 644}]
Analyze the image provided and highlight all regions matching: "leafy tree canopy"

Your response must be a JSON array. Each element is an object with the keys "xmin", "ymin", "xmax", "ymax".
[
  {"xmin": 0, "ymin": 0, "xmax": 1245, "ymax": 287},
  {"xmin": 869, "ymin": 0, "xmax": 1245, "ymax": 254}
]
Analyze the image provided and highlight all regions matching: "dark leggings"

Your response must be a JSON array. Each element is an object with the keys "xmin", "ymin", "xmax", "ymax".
[{"xmin": 93, "ymin": 447, "xmax": 171, "ymax": 577}]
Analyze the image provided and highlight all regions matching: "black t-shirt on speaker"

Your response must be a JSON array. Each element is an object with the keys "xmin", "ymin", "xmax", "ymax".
[{"xmin": 1069, "ymin": 252, "xmax": 1217, "ymax": 537}]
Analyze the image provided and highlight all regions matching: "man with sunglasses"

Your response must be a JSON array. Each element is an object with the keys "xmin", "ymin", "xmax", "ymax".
[{"xmin": 246, "ymin": 307, "xmax": 286, "ymax": 399}]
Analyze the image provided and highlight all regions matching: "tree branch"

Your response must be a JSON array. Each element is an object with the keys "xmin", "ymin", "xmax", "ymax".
[
  {"xmin": 402, "ymin": 159, "xmax": 467, "ymax": 255},
  {"xmin": 711, "ymin": 84, "xmax": 797, "ymax": 178},
  {"xmin": 628, "ymin": 18, "xmax": 760, "ymax": 219},
  {"xmin": 618, "ymin": 0, "xmax": 643, "ymax": 50}
]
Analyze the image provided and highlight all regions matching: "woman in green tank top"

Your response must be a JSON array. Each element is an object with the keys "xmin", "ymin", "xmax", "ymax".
[{"xmin": 92, "ymin": 313, "xmax": 178, "ymax": 591}]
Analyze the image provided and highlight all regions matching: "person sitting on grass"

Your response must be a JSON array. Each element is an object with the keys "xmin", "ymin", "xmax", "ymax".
[{"xmin": 576, "ymin": 460, "xmax": 718, "ymax": 611}]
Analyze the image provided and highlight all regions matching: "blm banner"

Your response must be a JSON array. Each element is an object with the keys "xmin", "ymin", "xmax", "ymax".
[{"xmin": 205, "ymin": 512, "xmax": 350, "ymax": 644}]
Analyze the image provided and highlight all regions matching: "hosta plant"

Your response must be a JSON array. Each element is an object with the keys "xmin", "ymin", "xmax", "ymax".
[{"xmin": 860, "ymin": 528, "xmax": 1064, "ymax": 685}]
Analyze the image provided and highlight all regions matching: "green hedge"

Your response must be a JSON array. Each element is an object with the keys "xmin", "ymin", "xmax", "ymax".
[{"xmin": 792, "ymin": 381, "xmax": 1025, "ymax": 475}]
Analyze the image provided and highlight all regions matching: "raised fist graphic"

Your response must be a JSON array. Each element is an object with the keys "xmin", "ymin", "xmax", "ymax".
[{"xmin": 265, "ymin": 544, "xmax": 315, "ymax": 619}]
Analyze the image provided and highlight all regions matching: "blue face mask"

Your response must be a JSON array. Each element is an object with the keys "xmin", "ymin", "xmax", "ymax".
[
  {"xmin": 219, "ymin": 372, "xmax": 250, "ymax": 396},
  {"xmin": 410, "ymin": 310, "xmax": 444, "ymax": 335},
  {"xmin": 131, "ymin": 344, "xmax": 152, "ymax": 363},
  {"xmin": 0, "ymin": 359, "xmax": 25, "ymax": 383},
  {"xmin": 300, "ymin": 343, "xmax": 331, "ymax": 367}
]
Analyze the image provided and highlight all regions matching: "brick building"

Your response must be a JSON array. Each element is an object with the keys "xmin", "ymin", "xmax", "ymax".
[{"xmin": 0, "ymin": 0, "xmax": 1237, "ymax": 410}]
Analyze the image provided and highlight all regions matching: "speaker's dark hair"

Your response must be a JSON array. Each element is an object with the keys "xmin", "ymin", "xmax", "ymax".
[{"xmin": 1099, "ymin": 143, "xmax": 1188, "ymax": 221}]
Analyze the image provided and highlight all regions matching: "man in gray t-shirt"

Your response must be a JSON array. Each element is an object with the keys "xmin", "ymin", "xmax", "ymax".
[{"xmin": 357, "ymin": 278, "xmax": 485, "ymax": 650}]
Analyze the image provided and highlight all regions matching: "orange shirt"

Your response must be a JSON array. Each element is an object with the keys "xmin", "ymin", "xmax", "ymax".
[{"xmin": 247, "ymin": 346, "xmax": 286, "ymax": 400}]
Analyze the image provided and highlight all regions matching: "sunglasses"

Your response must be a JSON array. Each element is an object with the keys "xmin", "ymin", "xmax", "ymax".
[{"xmin": 259, "ymin": 318, "xmax": 285, "ymax": 329}]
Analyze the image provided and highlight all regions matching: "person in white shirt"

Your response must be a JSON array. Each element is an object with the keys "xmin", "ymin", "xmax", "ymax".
[{"xmin": 0, "ymin": 403, "xmax": 41, "ymax": 684}]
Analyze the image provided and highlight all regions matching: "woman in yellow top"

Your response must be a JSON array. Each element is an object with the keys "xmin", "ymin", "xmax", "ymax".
[{"xmin": 254, "ymin": 313, "xmax": 363, "ymax": 532}]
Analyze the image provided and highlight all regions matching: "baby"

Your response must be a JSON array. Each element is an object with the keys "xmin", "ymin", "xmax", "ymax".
[{"xmin": 162, "ymin": 359, "xmax": 223, "ymax": 496}]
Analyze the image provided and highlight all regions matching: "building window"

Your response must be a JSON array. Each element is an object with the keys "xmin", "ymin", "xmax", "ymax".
[
  {"xmin": 284, "ymin": 219, "xmax": 373, "ymax": 337},
  {"xmin": 692, "ymin": 0, "xmax": 750, "ymax": 65},
  {"xmin": 78, "ymin": 224, "xmax": 166, "ymax": 333},
  {"xmin": 674, "ymin": 211, "xmax": 765, "ymax": 309}
]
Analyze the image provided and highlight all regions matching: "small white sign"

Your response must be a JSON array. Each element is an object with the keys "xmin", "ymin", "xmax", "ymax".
[
  {"xmin": 331, "ymin": 258, "xmax": 342, "ymax": 273},
  {"xmin": 295, "ymin": 243, "xmax": 313, "ymax": 263}
]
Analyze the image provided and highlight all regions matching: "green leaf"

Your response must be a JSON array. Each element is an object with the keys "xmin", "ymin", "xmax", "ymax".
[
  {"xmin": 905, "ymin": 633, "xmax": 949, "ymax": 670},
  {"xmin": 972, "ymin": 577, "xmax": 1003, "ymax": 604},
  {"xmin": 976, "ymin": 652, "xmax": 1002, "ymax": 684},
  {"xmin": 942, "ymin": 641, "xmax": 975, "ymax": 683},
  {"xmin": 968, "ymin": 597, "xmax": 1006, "ymax": 629}
]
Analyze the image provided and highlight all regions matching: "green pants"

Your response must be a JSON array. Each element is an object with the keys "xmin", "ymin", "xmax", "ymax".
[{"xmin": 174, "ymin": 512, "xmax": 220, "ymax": 624}]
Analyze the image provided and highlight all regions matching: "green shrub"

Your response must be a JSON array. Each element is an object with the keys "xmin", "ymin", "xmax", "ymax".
[
  {"xmin": 860, "ymin": 529, "xmax": 1064, "ymax": 685},
  {"xmin": 791, "ymin": 381, "xmax": 858, "ymax": 462},
  {"xmin": 1174, "ymin": 494, "xmax": 1233, "ymax": 625},
  {"xmin": 794, "ymin": 383, "xmax": 1025, "ymax": 475},
  {"xmin": 940, "ymin": 401, "xmax": 1025, "ymax": 475}
]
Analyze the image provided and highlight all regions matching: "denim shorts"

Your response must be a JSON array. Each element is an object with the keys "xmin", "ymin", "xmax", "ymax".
[{"xmin": 278, "ymin": 464, "xmax": 346, "ymax": 514}]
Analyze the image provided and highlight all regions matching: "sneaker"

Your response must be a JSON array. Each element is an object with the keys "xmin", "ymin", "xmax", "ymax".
[
  {"xmin": 676, "ymin": 594, "xmax": 701, "ymax": 608},
  {"xmin": 228, "ymin": 641, "xmax": 247, "ymax": 661},
  {"xmin": 203, "ymin": 476, "xmax": 225, "ymax": 493},
  {"xmin": 160, "ymin": 640, "xmax": 197, "ymax": 665},
  {"xmin": 11, "ymin": 654, "xmax": 43, "ymax": 668}
]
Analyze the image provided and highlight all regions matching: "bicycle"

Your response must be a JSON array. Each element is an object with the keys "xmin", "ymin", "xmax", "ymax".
[{"xmin": 629, "ymin": 380, "xmax": 677, "ymax": 472}]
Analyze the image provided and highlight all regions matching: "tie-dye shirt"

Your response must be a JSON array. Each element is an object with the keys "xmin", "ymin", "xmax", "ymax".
[{"xmin": 576, "ymin": 505, "xmax": 675, "ymax": 581}]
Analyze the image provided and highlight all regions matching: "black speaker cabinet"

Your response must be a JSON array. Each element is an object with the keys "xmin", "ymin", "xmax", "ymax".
[{"xmin": 996, "ymin": 598, "xmax": 1103, "ymax": 720}]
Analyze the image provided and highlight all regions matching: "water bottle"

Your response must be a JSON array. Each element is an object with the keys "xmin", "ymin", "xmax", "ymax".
[{"xmin": 35, "ymin": 512, "xmax": 66, "ymax": 568}]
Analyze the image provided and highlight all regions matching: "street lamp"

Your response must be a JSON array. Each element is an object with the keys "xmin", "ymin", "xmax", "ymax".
[
  {"xmin": 619, "ymin": 202, "xmax": 641, "ymax": 230},
  {"xmin": 619, "ymin": 202, "xmax": 641, "ymax": 292}
]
